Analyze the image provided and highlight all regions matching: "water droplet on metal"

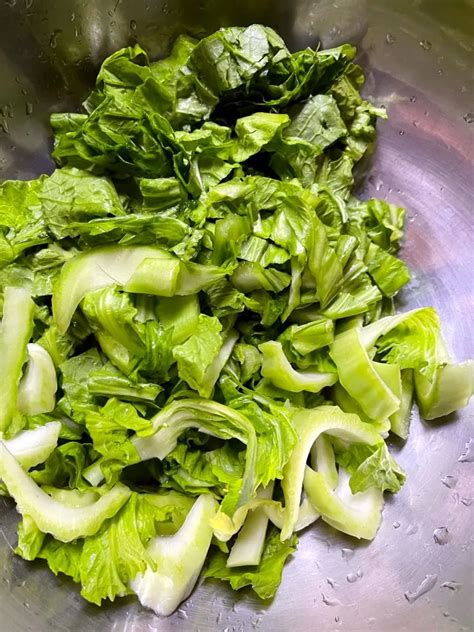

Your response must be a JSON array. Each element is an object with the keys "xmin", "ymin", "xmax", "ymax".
[
  {"xmin": 1, "ymin": 119, "xmax": 10, "ymax": 135},
  {"xmin": 25, "ymin": 0, "xmax": 33, "ymax": 8},
  {"xmin": 161, "ymin": 2, "xmax": 169, "ymax": 13},
  {"xmin": 335, "ymin": 616, "xmax": 340, "ymax": 623},
  {"xmin": 216, "ymin": 613, "xmax": 222, "ymax": 623},
  {"xmin": 346, "ymin": 573, "xmax": 358, "ymax": 583},
  {"xmin": 327, "ymin": 577, "xmax": 337, "ymax": 588},
  {"xmin": 25, "ymin": 102, "xmax": 33, "ymax": 116},
  {"xmin": 406, "ymin": 524, "xmax": 418, "ymax": 535},
  {"xmin": 393, "ymin": 521, "xmax": 400, "ymax": 529},
  {"xmin": 322, "ymin": 592, "xmax": 342, "ymax": 607},
  {"xmin": 409, "ymin": 95, "xmax": 417, "ymax": 103},
  {"xmin": 49, "ymin": 30, "xmax": 61, "ymax": 48},
  {"xmin": 23, "ymin": 602, "xmax": 30, "ymax": 608},
  {"xmin": 458, "ymin": 438, "xmax": 474, "ymax": 462},
  {"xmin": 419, "ymin": 39, "xmax": 432, "ymax": 50},
  {"xmin": 0, "ymin": 104, "xmax": 13, "ymax": 118},
  {"xmin": 443, "ymin": 611, "xmax": 450, "ymax": 617},
  {"xmin": 433, "ymin": 527, "xmax": 450, "ymax": 545},
  {"xmin": 463, "ymin": 112, "xmax": 474, "ymax": 124},
  {"xmin": 130, "ymin": 19, "xmax": 137, "ymax": 30},
  {"xmin": 399, "ymin": 130, "xmax": 405, "ymax": 136},
  {"xmin": 176, "ymin": 608, "xmax": 188, "ymax": 620},
  {"xmin": 404, "ymin": 574, "xmax": 438, "ymax": 603},
  {"xmin": 412, "ymin": 120, "xmax": 418, "ymax": 127},
  {"xmin": 341, "ymin": 547, "xmax": 354, "ymax": 560},
  {"xmin": 357, "ymin": 570, "xmax": 364, "ymax": 578},
  {"xmin": 441, "ymin": 581, "xmax": 462, "ymax": 591},
  {"xmin": 441, "ymin": 475, "xmax": 458, "ymax": 489},
  {"xmin": 385, "ymin": 33, "xmax": 395, "ymax": 45},
  {"xmin": 461, "ymin": 497, "xmax": 473, "ymax": 506}
]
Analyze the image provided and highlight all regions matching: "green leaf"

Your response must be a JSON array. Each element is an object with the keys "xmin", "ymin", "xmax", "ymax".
[
  {"xmin": 31, "ymin": 441, "xmax": 90, "ymax": 489},
  {"xmin": 59, "ymin": 350, "xmax": 103, "ymax": 421},
  {"xmin": 205, "ymin": 527, "xmax": 297, "ymax": 599},
  {"xmin": 0, "ymin": 178, "xmax": 48, "ymax": 266},
  {"xmin": 83, "ymin": 398, "xmax": 150, "ymax": 482},
  {"xmin": 188, "ymin": 25, "xmax": 288, "ymax": 96},
  {"xmin": 365, "ymin": 242, "xmax": 411, "ymax": 297},
  {"xmin": 79, "ymin": 493, "xmax": 166, "ymax": 604},
  {"xmin": 336, "ymin": 442, "xmax": 406, "ymax": 493},
  {"xmin": 88, "ymin": 362, "xmax": 161, "ymax": 403},
  {"xmin": 38, "ymin": 168, "xmax": 125, "ymax": 238},
  {"xmin": 173, "ymin": 314, "xmax": 223, "ymax": 397}
]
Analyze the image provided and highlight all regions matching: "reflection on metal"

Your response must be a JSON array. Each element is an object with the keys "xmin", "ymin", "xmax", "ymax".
[{"xmin": 0, "ymin": 0, "xmax": 472, "ymax": 630}]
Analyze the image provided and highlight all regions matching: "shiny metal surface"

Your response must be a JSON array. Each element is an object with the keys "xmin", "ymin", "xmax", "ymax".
[{"xmin": 0, "ymin": 1, "xmax": 473, "ymax": 630}]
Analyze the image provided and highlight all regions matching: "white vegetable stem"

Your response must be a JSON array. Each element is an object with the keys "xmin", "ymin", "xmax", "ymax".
[
  {"xmin": 2, "ymin": 422, "xmax": 60, "ymax": 469},
  {"xmin": 0, "ymin": 441, "xmax": 131, "ymax": 542},
  {"xmin": 227, "ymin": 483, "xmax": 273, "ymax": 567},
  {"xmin": 131, "ymin": 494, "xmax": 217, "ymax": 616},
  {"xmin": 17, "ymin": 344, "xmax": 58, "ymax": 416}
]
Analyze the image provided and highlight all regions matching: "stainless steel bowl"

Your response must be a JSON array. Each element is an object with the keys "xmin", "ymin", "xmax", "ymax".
[{"xmin": 0, "ymin": 1, "xmax": 472, "ymax": 630}]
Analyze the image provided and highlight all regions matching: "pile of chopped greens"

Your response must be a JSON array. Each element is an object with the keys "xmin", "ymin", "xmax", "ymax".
[{"xmin": 0, "ymin": 25, "xmax": 472, "ymax": 616}]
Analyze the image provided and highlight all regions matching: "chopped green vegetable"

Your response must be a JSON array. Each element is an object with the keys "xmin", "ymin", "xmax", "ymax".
[
  {"xmin": 17, "ymin": 344, "xmax": 58, "ymax": 416},
  {"xmin": 205, "ymin": 527, "xmax": 298, "ymax": 599},
  {"xmin": 0, "ymin": 441, "xmax": 131, "ymax": 541},
  {"xmin": 131, "ymin": 494, "xmax": 217, "ymax": 615},
  {"xmin": 0, "ymin": 287, "xmax": 35, "ymax": 432},
  {"xmin": 0, "ymin": 23, "xmax": 471, "ymax": 617}
]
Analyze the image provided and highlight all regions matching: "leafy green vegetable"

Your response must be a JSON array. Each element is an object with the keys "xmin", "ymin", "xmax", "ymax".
[
  {"xmin": 79, "ymin": 492, "xmax": 168, "ymax": 604},
  {"xmin": 304, "ymin": 466, "xmax": 383, "ymax": 540},
  {"xmin": 0, "ymin": 178, "xmax": 47, "ymax": 267},
  {"xmin": 2, "ymin": 422, "xmax": 61, "ymax": 470},
  {"xmin": 0, "ymin": 23, "xmax": 471, "ymax": 617},
  {"xmin": 280, "ymin": 406, "xmax": 382, "ymax": 540},
  {"xmin": 131, "ymin": 494, "xmax": 217, "ymax": 615},
  {"xmin": 0, "ymin": 287, "xmax": 35, "ymax": 432},
  {"xmin": 37, "ymin": 168, "xmax": 125, "ymax": 239},
  {"xmin": 335, "ymin": 442, "xmax": 406, "ymax": 494},
  {"xmin": 17, "ymin": 344, "xmax": 58, "ymax": 416},
  {"xmin": 259, "ymin": 340, "xmax": 337, "ymax": 393},
  {"xmin": 331, "ymin": 327, "xmax": 400, "ymax": 420},
  {"xmin": 0, "ymin": 441, "xmax": 131, "ymax": 541},
  {"xmin": 15, "ymin": 491, "xmax": 193, "ymax": 605},
  {"xmin": 205, "ymin": 527, "xmax": 297, "ymax": 599},
  {"xmin": 30, "ymin": 442, "xmax": 90, "ymax": 489},
  {"xmin": 173, "ymin": 314, "xmax": 223, "ymax": 397},
  {"xmin": 226, "ymin": 483, "xmax": 274, "ymax": 567}
]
